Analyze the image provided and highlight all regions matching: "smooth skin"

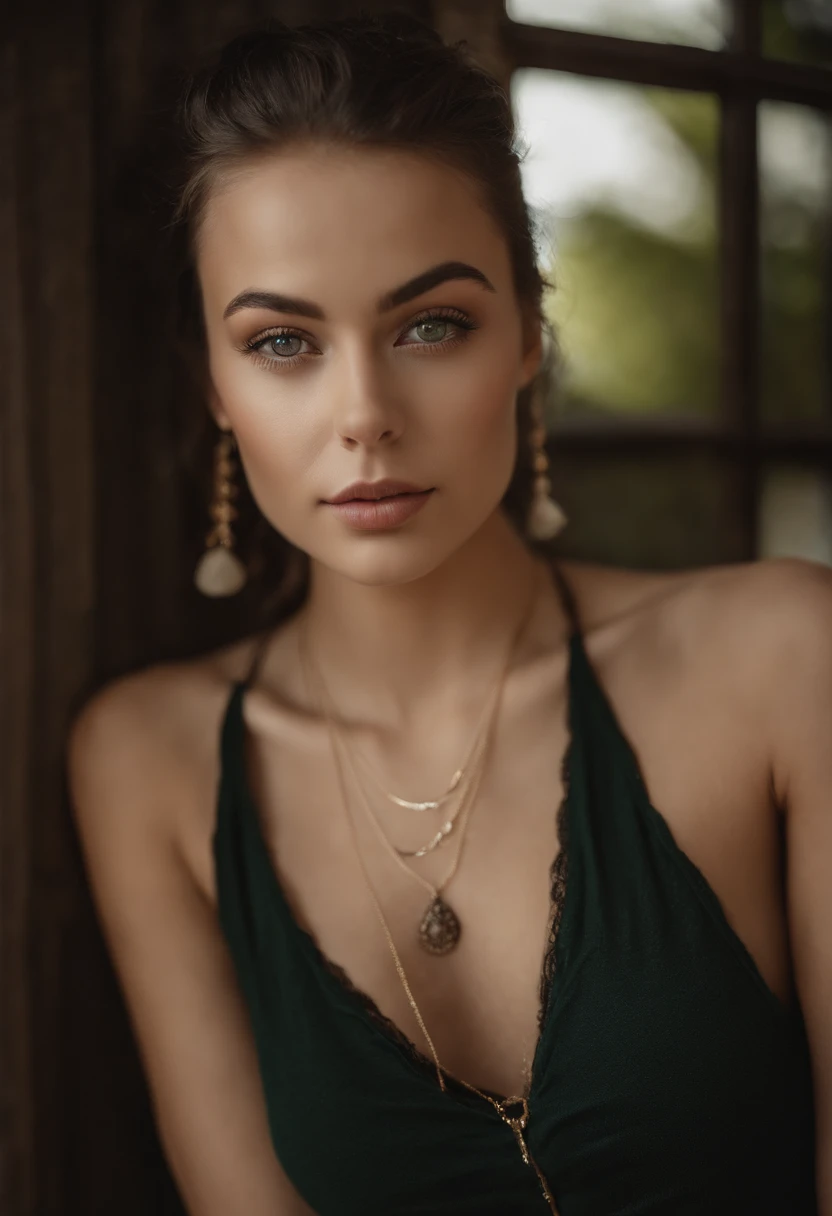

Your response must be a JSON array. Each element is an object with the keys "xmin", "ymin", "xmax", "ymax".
[{"xmin": 67, "ymin": 144, "xmax": 832, "ymax": 1215}]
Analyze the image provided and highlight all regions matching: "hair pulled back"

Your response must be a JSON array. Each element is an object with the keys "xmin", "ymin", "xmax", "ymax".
[{"xmin": 168, "ymin": 12, "xmax": 558, "ymax": 626}]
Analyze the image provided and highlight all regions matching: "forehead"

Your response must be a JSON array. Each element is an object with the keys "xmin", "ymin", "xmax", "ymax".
[{"xmin": 196, "ymin": 145, "xmax": 513, "ymax": 317}]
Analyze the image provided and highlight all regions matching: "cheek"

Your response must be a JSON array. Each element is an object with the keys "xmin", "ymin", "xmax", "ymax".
[
  {"xmin": 207, "ymin": 355, "xmax": 317, "ymax": 519},
  {"xmin": 431, "ymin": 351, "xmax": 520, "ymax": 480},
  {"xmin": 237, "ymin": 420, "xmax": 316, "ymax": 530},
  {"xmin": 227, "ymin": 409, "xmax": 316, "ymax": 535}
]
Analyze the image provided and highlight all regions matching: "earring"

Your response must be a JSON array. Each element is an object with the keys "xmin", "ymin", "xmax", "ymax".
[
  {"xmin": 193, "ymin": 430, "xmax": 248, "ymax": 597},
  {"xmin": 526, "ymin": 395, "xmax": 568, "ymax": 541}
]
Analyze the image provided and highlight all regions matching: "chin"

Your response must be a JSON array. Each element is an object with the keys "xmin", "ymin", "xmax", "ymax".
[
  {"xmin": 303, "ymin": 520, "xmax": 478, "ymax": 587},
  {"xmin": 316, "ymin": 539, "xmax": 452, "ymax": 587}
]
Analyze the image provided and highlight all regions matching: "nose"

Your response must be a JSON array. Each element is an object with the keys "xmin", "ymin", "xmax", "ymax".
[{"xmin": 331, "ymin": 347, "xmax": 404, "ymax": 450}]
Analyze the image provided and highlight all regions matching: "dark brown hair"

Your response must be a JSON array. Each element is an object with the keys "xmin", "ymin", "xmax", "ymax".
[{"xmin": 166, "ymin": 11, "xmax": 559, "ymax": 628}]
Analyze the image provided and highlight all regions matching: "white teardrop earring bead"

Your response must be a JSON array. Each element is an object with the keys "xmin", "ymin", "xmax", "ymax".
[
  {"xmin": 194, "ymin": 545, "xmax": 248, "ymax": 596},
  {"xmin": 528, "ymin": 492, "xmax": 568, "ymax": 541}
]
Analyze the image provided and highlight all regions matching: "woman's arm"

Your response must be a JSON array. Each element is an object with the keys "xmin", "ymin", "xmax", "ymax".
[
  {"xmin": 67, "ymin": 676, "xmax": 317, "ymax": 1216},
  {"xmin": 754, "ymin": 557, "xmax": 832, "ymax": 1214}
]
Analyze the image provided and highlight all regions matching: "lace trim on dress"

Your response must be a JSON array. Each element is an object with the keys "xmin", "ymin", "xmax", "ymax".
[
  {"xmin": 316, "ymin": 953, "xmax": 441, "ymax": 1076},
  {"xmin": 537, "ymin": 738, "xmax": 572, "ymax": 1034}
]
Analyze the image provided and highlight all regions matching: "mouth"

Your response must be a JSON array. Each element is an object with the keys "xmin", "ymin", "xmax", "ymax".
[
  {"xmin": 324, "ymin": 478, "xmax": 434, "ymax": 504},
  {"xmin": 347, "ymin": 489, "xmax": 429, "ymax": 502},
  {"xmin": 323, "ymin": 488, "xmax": 435, "ymax": 530}
]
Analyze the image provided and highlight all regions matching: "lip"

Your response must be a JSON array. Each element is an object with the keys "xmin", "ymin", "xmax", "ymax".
[
  {"xmin": 325, "ymin": 489, "xmax": 434, "ymax": 531},
  {"xmin": 324, "ymin": 478, "xmax": 431, "ymax": 504}
]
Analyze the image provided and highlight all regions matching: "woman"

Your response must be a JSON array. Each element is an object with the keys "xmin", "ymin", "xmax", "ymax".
[{"xmin": 67, "ymin": 13, "xmax": 831, "ymax": 1215}]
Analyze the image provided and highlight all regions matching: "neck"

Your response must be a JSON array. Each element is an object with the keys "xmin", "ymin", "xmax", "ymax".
[{"xmin": 297, "ymin": 510, "xmax": 565, "ymax": 732}]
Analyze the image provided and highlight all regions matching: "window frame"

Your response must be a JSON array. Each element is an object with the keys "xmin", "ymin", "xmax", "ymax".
[{"xmin": 501, "ymin": 0, "xmax": 832, "ymax": 558}]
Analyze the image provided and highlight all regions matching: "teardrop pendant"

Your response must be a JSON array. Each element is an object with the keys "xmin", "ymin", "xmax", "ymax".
[{"xmin": 418, "ymin": 895, "xmax": 461, "ymax": 955}]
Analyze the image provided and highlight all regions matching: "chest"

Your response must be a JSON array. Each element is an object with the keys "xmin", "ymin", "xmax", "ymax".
[{"xmin": 188, "ymin": 660, "xmax": 793, "ymax": 1100}]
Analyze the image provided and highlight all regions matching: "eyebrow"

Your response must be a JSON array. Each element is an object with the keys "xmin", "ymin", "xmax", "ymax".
[{"xmin": 221, "ymin": 260, "xmax": 496, "ymax": 322}]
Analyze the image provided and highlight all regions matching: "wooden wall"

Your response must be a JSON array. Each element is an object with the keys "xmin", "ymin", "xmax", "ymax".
[{"xmin": 0, "ymin": 2, "xmax": 505, "ymax": 1212}]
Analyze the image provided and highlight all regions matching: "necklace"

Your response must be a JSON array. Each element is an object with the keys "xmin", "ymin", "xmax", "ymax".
[
  {"xmin": 298, "ymin": 573, "xmax": 539, "ymax": 954},
  {"xmin": 317, "ymin": 612, "xmax": 522, "ymax": 862},
  {"xmin": 345, "ymin": 695, "xmax": 494, "ymax": 862},
  {"xmin": 353, "ymin": 664, "xmax": 509, "ymax": 815},
  {"xmin": 300, "ymin": 572, "xmax": 559, "ymax": 1212},
  {"xmin": 311, "ymin": 640, "xmax": 500, "ymax": 863},
  {"xmin": 304, "ymin": 636, "xmax": 498, "ymax": 953}
]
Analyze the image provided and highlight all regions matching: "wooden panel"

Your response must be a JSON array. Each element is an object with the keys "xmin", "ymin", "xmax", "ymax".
[
  {"xmin": 0, "ymin": 31, "xmax": 37, "ymax": 1216},
  {"xmin": 1, "ymin": 4, "xmax": 97, "ymax": 1213}
]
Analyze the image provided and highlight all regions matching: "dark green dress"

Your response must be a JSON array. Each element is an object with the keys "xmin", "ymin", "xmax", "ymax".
[{"xmin": 213, "ymin": 559, "xmax": 818, "ymax": 1214}]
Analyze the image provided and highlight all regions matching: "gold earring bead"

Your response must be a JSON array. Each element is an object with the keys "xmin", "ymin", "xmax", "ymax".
[
  {"xmin": 527, "ymin": 405, "xmax": 568, "ymax": 541},
  {"xmin": 194, "ymin": 430, "xmax": 248, "ymax": 597}
]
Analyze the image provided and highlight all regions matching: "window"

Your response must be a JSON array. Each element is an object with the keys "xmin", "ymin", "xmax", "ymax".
[{"xmin": 504, "ymin": 0, "xmax": 832, "ymax": 568}]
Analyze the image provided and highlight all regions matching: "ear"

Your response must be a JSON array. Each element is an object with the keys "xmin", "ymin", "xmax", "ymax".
[
  {"xmin": 207, "ymin": 378, "xmax": 231, "ymax": 431},
  {"xmin": 518, "ymin": 310, "xmax": 544, "ymax": 391}
]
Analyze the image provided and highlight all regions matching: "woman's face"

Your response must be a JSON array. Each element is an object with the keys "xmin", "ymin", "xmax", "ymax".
[{"xmin": 196, "ymin": 144, "xmax": 542, "ymax": 586}]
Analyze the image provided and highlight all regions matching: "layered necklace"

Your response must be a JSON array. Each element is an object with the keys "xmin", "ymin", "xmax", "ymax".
[
  {"xmin": 356, "ymin": 681, "xmax": 500, "ymax": 861},
  {"xmin": 297, "ymin": 568, "xmax": 560, "ymax": 1212},
  {"xmin": 302, "ymin": 618, "xmax": 508, "ymax": 954},
  {"xmin": 298, "ymin": 572, "xmax": 539, "ymax": 955}
]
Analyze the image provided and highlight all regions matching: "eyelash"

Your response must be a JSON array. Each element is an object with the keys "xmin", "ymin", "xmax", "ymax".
[{"xmin": 237, "ymin": 307, "xmax": 479, "ymax": 371}]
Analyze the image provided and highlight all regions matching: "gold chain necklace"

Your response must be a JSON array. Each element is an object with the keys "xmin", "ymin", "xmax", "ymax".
[
  {"xmin": 303, "ymin": 634, "xmax": 498, "ymax": 952},
  {"xmin": 298, "ymin": 575, "xmax": 538, "ymax": 954},
  {"xmin": 298, "ymin": 573, "xmax": 559, "ymax": 1212},
  {"xmin": 329, "ymin": 684, "xmax": 496, "ymax": 866},
  {"xmin": 310, "ymin": 640, "xmax": 500, "ymax": 864},
  {"xmin": 351, "ymin": 661, "xmax": 509, "ymax": 815},
  {"xmin": 353, "ymin": 682, "xmax": 498, "ymax": 859},
  {"xmin": 309, "ymin": 606, "xmax": 520, "ymax": 864}
]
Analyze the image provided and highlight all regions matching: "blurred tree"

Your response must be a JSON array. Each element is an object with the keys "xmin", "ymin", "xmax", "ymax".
[{"xmin": 524, "ymin": 79, "xmax": 831, "ymax": 430}]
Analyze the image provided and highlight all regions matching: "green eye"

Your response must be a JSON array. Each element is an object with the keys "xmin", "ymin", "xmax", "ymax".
[
  {"xmin": 240, "ymin": 306, "xmax": 478, "ymax": 372},
  {"xmin": 269, "ymin": 334, "xmax": 303, "ymax": 357},
  {"xmin": 414, "ymin": 319, "xmax": 450, "ymax": 343}
]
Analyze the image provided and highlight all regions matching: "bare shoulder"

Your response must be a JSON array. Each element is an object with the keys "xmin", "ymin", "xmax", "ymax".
[
  {"xmin": 67, "ymin": 629, "xmax": 269, "ymax": 852},
  {"xmin": 657, "ymin": 554, "xmax": 832, "ymax": 690},
  {"xmin": 555, "ymin": 554, "xmax": 832, "ymax": 767},
  {"xmin": 572, "ymin": 550, "xmax": 832, "ymax": 742},
  {"xmin": 561, "ymin": 552, "xmax": 832, "ymax": 661},
  {"xmin": 710, "ymin": 553, "xmax": 832, "ymax": 646}
]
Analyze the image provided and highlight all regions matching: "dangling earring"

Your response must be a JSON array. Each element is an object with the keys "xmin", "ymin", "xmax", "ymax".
[
  {"xmin": 193, "ymin": 429, "xmax": 248, "ymax": 597},
  {"xmin": 526, "ymin": 393, "xmax": 568, "ymax": 541}
]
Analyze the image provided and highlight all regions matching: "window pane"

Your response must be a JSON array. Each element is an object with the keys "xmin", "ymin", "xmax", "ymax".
[
  {"xmin": 512, "ymin": 70, "xmax": 720, "ymax": 421},
  {"xmin": 547, "ymin": 451, "xmax": 743, "ymax": 567},
  {"xmin": 760, "ymin": 101, "xmax": 832, "ymax": 429},
  {"xmin": 506, "ymin": 0, "xmax": 727, "ymax": 48},
  {"xmin": 759, "ymin": 465, "xmax": 832, "ymax": 563},
  {"xmin": 763, "ymin": 0, "xmax": 832, "ymax": 69}
]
